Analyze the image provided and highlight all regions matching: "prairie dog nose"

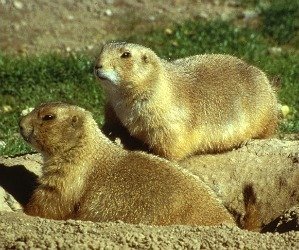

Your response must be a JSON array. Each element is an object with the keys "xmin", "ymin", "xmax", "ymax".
[
  {"xmin": 94, "ymin": 64, "xmax": 103, "ymax": 70},
  {"xmin": 19, "ymin": 117, "xmax": 33, "ymax": 141},
  {"xmin": 19, "ymin": 121, "xmax": 25, "ymax": 135},
  {"xmin": 19, "ymin": 118, "xmax": 25, "ymax": 133},
  {"xmin": 94, "ymin": 64, "xmax": 108, "ymax": 80}
]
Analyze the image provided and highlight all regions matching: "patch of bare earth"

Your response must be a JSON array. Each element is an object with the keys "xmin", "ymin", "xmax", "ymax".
[
  {"xmin": 0, "ymin": 139, "xmax": 298, "ymax": 248},
  {"xmin": 0, "ymin": 0, "xmax": 246, "ymax": 54}
]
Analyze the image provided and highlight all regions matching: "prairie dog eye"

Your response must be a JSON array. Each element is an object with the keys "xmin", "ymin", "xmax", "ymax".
[
  {"xmin": 121, "ymin": 51, "xmax": 131, "ymax": 58},
  {"xmin": 42, "ymin": 114, "xmax": 56, "ymax": 121}
]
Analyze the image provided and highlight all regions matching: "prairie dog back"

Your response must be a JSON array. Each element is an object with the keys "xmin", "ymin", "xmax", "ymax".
[
  {"xmin": 20, "ymin": 102, "xmax": 235, "ymax": 226},
  {"xmin": 95, "ymin": 42, "xmax": 278, "ymax": 160}
]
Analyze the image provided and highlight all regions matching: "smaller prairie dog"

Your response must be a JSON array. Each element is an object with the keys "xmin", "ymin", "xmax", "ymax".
[
  {"xmin": 95, "ymin": 42, "xmax": 278, "ymax": 161},
  {"xmin": 19, "ymin": 102, "xmax": 234, "ymax": 226}
]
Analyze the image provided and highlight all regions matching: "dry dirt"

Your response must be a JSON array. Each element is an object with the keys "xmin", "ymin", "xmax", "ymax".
[
  {"xmin": 0, "ymin": 0, "xmax": 248, "ymax": 54},
  {"xmin": 0, "ymin": 139, "xmax": 299, "ymax": 248},
  {"xmin": 0, "ymin": 211, "xmax": 298, "ymax": 249}
]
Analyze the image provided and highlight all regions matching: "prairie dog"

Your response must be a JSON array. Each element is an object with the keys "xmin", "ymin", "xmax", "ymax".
[
  {"xmin": 95, "ymin": 42, "xmax": 278, "ymax": 161},
  {"xmin": 19, "ymin": 102, "xmax": 234, "ymax": 226}
]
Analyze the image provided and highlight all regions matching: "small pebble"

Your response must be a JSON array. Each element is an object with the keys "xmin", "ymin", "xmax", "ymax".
[
  {"xmin": 268, "ymin": 47, "xmax": 282, "ymax": 55},
  {"xmin": 149, "ymin": 15, "xmax": 156, "ymax": 21},
  {"xmin": 171, "ymin": 41, "xmax": 178, "ymax": 47},
  {"xmin": 86, "ymin": 45, "xmax": 94, "ymax": 50},
  {"xmin": 104, "ymin": 9, "xmax": 113, "ymax": 16},
  {"xmin": 67, "ymin": 15, "xmax": 75, "ymax": 21},
  {"xmin": 13, "ymin": 0, "xmax": 23, "ymax": 10},
  {"xmin": 114, "ymin": 138, "xmax": 123, "ymax": 148},
  {"xmin": 2, "ymin": 105, "xmax": 12, "ymax": 113},
  {"xmin": 164, "ymin": 28, "xmax": 173, "ymax": 35}
]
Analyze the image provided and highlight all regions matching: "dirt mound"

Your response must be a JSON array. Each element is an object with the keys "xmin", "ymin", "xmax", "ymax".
[
  {"xmin": 0, "ymin": 138, "xmax": 299, "ymax": 248},
  {"xmin": 0, "ymin": 211, "xmax": 299, "ymax": 249},
  {"xmin": 181, "ymin": 139, "xmax": 299, "ymax": 228}
]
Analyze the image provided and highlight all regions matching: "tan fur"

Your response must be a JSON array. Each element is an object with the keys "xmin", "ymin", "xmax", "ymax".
[
  {"xmin": 95, "ymin": 42, "xmax": 278, "ymax": 161},
  {"xmin": 19, "ymin": 102, "xmax": 234, "ymax": 226}
]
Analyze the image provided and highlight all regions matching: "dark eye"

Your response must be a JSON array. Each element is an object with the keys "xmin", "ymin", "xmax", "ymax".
[
  {"xmin": 42, "ymin": 114, "xmax": 56, "ymax": 121},
  {"xmin": 121, "ymin": 52, "xmax": 131, "ymax": 58}
]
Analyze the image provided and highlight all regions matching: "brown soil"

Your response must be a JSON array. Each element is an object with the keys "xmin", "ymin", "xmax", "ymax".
[
  {"xmin": 0, "ymin": 0, "xmax": 246, "ymax": 54},
  {"xmin": 0, "ymin": 139, "xmax": 299, "ymax": 248},
  {"xmin": 0, "ymin": 211, "xmax": 298, "ymax": 249}
]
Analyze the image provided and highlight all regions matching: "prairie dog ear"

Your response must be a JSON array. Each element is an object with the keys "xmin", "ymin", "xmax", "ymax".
[
  {"xmin": 71, "ymin": 115, "xmax": 83, "ymax": 128},
  {"xmin": 142, "ymin": 53, "xmax": 149, "ymax": 63}
]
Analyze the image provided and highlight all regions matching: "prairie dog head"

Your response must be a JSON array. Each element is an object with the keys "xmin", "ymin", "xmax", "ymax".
[
  {"xmin": 94, "ymin": 42, "xmax": 161, "ymax": 96},
  {"xmin": 19, "ymin": 102, "xmax": 93, "ymax": 157}
]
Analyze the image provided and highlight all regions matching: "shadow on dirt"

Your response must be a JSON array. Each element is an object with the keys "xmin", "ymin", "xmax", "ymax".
[
  {"xmin": 0, "ymin": 164, "xmax": 38, "ymax": 205},
  {"xmin": 261, "ymin": 209, "xmax": 299, "ymax": 233}
]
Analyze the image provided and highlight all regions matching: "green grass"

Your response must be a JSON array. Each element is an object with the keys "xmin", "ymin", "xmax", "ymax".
[
  {"xmin": 1, "ymin": 1, "xmax": 298, "ymax": 156},
  {"xmin": 0, "ymin": 53, "xmax": 105, "ymax": 155},
  {"xmin": 260, "ymin": 0, "xmax": 299, "ymax": 47}
]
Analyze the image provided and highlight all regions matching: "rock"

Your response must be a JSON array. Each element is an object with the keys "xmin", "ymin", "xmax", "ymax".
[
  {"xmin": 104, "ymin": 9, "xmax": 113, "ymax": 16},
  {"xmin": 6, "ymin": 194, "xmax": 22, "ymax": 211},
  {"xmin": 0, "ymin": 189, "xmax": 12, "ymax": 212},
  {"xmin": 1, "ymin": 105, "xmax": 12, "ymax": 113},
  {"xmin": 171, "ymin": 41, "xmax": 179, "ymax": 46},
  {"xmin": 149, "ymin": 16, "xmax": 156, "ymax": 21},
  {"xmin": 164, "ymin": 28, "xmax": 173, "ymax": 35},
  {"xmin": 13, "ymin": 0, "xmax": 23, "ymax": 10},
  {"xmin": 67, "ymin": 15, "xmax": 75, "ymax": 21},
  {"xmin": 86, "ymin": 45, "xmax": 94, "ymax": 50},
  {"xmin": 268, "ymin": 47, "xmax": 282, "ymax": 55}
]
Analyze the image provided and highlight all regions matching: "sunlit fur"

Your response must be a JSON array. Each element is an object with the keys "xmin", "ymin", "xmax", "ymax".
[
  {"xmin": 20, "ymin": 102, "xmax": 235, "ymax": 226},
  {"xmin": 95, "ymin": 42, "xmax": 279, "ymax": 161}
]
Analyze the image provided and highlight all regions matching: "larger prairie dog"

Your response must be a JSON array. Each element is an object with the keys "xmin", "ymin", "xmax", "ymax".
[
  {"xmin": 94, "ymin": 42, "xmax": 278, "ymax": 161},
  {"xmin": 19, "ymin": 102, "xmax": 234, "ymax": 226}
]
